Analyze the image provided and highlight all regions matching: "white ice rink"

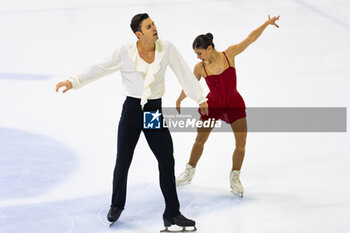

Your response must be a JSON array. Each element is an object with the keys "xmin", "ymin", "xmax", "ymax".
[{"xmin": 0, "ymin": 0, "xmax": 349, "ymax": 232}]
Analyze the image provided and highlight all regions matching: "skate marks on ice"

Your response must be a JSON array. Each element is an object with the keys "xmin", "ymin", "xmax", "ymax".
[
  {"xmin": 105, "ymin": 183, "xmax": 167, "ymax": 230},
  {"xmin": 0, "ymin": 204, "xmax": 75, "ymax": 233},
  {"xmin": 2, "ymin": 186, "xmax": 345, "ymax": 233},
  {"xmin": 293, "ymin": 0, "xmax": 350, "ymax": 29},
  {"xmin": 0, "ymin": 184, "xmax": 163, "ymax": 233},
  {"xmin": 0, "ymin": 183, "xmax": 240, "ymax": 233},
  {"xmin": 0, "ymin": 72, "xmax": 54, "ymax": 80},
  {"xmin": 0, "ymin": 194, "xmax": 109, "ymax": 233},
  {"xmin": 0, "ymin": 127, "xmax": 77, "ymax": 199},
  {"xmin": 176, "ymin": 184, "xmax": 248, "ymax": 217}
]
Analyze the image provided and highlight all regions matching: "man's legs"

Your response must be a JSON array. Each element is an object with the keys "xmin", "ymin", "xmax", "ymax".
[
  {"xmin": 111, "ymin": 98, "xmax": 142, "ymax": 209},
  {"xmin": 143, "ymin": 127, "xmax": 180, "ymax": 218}
]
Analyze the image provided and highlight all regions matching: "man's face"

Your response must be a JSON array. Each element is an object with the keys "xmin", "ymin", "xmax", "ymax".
[{"xmin": 137, "ymin": 18, "xmax": 158, "ymax": 41}]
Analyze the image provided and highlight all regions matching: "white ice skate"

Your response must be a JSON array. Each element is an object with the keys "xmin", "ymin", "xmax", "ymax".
[
  {"xmin": 230, "ymin": 170, "xmax": 244, "ymax": 198},
  {"xmin": 176, "ymin": 164, "xmax": 196, "ymax": 186}
]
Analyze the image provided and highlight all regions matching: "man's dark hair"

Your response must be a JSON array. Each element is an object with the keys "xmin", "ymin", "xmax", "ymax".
[{"xmin": 130, "ymin": 13, "xmax": 149, "ymax": 35}]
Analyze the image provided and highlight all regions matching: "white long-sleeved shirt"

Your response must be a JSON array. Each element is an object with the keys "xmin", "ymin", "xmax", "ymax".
[{"xmin": 68, "ymin": 39, "xmax": 207, "ymax": 107}]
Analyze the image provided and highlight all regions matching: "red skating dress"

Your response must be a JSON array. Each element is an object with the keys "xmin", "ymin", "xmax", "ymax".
[{"xmin": 199, "ymin": 52, "xmax": 246, "ymax": 124}]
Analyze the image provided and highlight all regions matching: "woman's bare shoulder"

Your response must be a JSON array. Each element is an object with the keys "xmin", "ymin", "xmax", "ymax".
[{"xmin": 194, "ymin": 62, "xmax": 205, "ymax": 79}]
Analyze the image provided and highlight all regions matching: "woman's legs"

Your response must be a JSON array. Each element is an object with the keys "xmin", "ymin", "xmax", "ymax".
[
  {"xmin": 229, "ymin": 117, "xmax": 247, "ymax": 197},
  {"xmin": 188, "ymin": 118, "xmax": 216, "ymax": 167},
  {"xmin": 176, "ymin": 118, "xmax": 216, "ymax": 186},
  {"xmin": 230, "ymin": 117, "xmax": 247, "ymax": 171}
]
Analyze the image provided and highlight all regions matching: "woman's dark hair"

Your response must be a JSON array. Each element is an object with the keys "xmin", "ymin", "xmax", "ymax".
[
  {"xmin": 192, "ymin": 33, "xmax": 215, "ymax": 49},
  {"xmin": 130, "ymin": 13, "xmax": 149, "ymax": 34}
]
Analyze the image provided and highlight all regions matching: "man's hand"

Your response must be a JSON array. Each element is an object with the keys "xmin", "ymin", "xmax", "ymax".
[
  {"xmin": 266, "ymin": 15, "xmax": 280, "ymax": 28},
  {"xmin": 199, "ymin": 102, "xmax": 209, "ymax": 116},
  {"xmin": 56, "ymin": 80, "xmax": 73, "ymax": 93}
]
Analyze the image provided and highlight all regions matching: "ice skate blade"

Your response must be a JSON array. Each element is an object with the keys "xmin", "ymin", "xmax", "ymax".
[
  {"xmin": 109, "ymin": 221, "xmax": 116, "ymax": 227},
  {"xmin": 176, "ymin": 180, "xmax": 192, "ymax": 187},
  {"xmin": 231, "ymin": 190, "xmax": 243, "ymax": 198},
  {"xmin": 161, "ymin": 226, "xmax": 197, "ymax": 232}
]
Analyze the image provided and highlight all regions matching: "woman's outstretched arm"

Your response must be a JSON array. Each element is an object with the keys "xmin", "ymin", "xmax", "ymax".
[{"xmin": 226, "ymin": 15, "xmax": 280, "ymax": 57}]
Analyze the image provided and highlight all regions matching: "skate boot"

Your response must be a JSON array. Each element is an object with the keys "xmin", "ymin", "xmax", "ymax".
[
  {"xmin": 230, "ymin": 170, "xmax": 244, "ymax": 198},
  {"xmin": 161, "ymin": 214, "xmax": 197, "ymax": 232},
  {"xmin": 107, "ymin": 207, "xmax": 123, "ymax": 227},
  {"xmin": 176, "ymin": 164, "xmax": 196, "ymax": 186}
]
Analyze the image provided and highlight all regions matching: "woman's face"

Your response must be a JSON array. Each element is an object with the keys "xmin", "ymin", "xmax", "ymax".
[{"xmin": 194, "ymin": 46, "xmax": 212, "ymax": 62}]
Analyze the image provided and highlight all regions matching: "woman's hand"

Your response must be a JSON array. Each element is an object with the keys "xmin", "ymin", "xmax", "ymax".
[
  {"xmin": 266, "ymin": 15, "xmax": 280, "ymax": 28},
  {"xmin": 199, "ymin": 102, "xmax": 209, "ymax": 116}
]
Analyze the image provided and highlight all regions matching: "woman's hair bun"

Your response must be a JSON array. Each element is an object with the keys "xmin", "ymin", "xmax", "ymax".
[
  {"xmin": 205, "ymin": 33, "xmax": 213, "ymax": 40},
  {"xmin": 192, "ymin": 33, "xmax": 215, "ymax": 49}
]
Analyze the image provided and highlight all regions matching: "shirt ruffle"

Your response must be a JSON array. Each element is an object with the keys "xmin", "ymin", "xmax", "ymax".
[{"xmin": 128, "ymin": 39, "xmax": 165, "ymax": 108}]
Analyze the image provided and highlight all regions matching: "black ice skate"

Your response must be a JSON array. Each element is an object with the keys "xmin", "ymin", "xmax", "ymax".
[
  {"xmin": 107, "ymin": 207, "xmax": 123, "ymax": 227},
  {"xmin": 160, "ymin": 214, "xmax": 197, "ymax": 232}
]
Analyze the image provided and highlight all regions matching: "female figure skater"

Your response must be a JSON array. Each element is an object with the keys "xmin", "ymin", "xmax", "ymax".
[{"xmin": 176, "ymin": 15, "xmax": 280, "ymax": 197}]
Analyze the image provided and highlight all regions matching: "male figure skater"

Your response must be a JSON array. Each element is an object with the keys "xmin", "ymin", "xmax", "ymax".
[{"xmin": 56, "ymin": 13, "xmax": 208, "ymax": 232}]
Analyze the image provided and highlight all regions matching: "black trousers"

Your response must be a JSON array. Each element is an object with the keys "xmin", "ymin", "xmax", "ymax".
[{"xmin": 111, "ymin": 96, "xmax": 180, "ymax": 218}]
